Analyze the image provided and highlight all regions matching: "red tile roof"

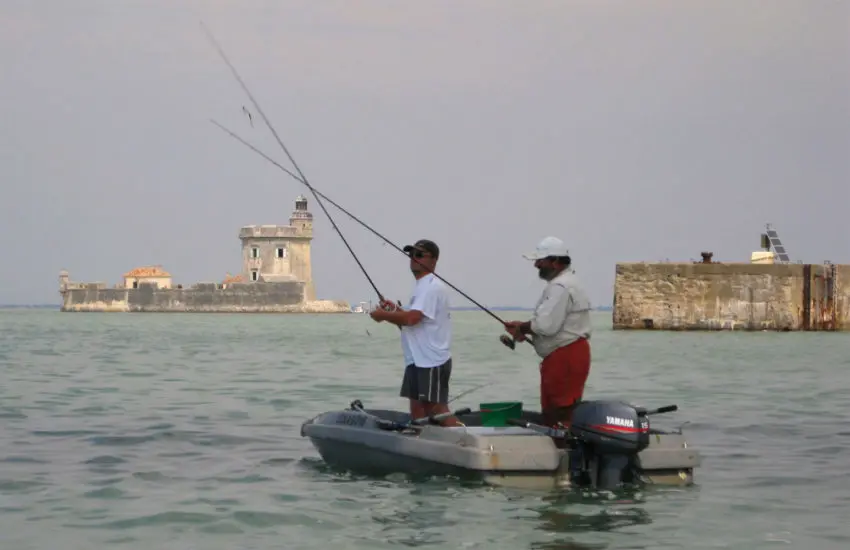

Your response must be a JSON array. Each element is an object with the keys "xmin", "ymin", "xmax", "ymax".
[{"xmin": 123, "ymin": 265, "xmax": 171, "ymax": 278}]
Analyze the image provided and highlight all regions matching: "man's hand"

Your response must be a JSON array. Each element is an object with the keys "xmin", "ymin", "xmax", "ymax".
[
  {"xmin": 378, "ymin": 298, "xmax": 400, "ymax": 312},
  {"xmin": 504, "ymin": 321, "xmax": 526, "ymax": 340},
  {"xmin": 371, "ymin": 308, "xmax": 388, "ymax": 322}
]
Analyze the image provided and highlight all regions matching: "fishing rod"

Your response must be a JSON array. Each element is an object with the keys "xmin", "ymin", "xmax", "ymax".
[
  {"xmin": 210, "ymin": 119, "xmax": 520, "ymax": 328},
  {"xmin": 199, "ymin": 21, "xmax": 385, "ymax": 305},
  {"xmin": 201, "ymin": 22, "xmax": 532, "ymax": 348},
  {"xmin": 448, "ymin": 381, "xmax": 495, "ymax": 404},
  {"xmin": 211, "ymin": 119, "xmax": 533, "ymax": 350}
]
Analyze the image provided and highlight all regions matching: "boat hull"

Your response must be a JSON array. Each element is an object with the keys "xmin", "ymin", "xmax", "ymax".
[{"xmin": 300, "ymin": 406, "xmax": 701, "ymax": 490}]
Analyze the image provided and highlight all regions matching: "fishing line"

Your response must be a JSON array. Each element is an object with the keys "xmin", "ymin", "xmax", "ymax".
[
  {"xmin": 201, "ymin": 22, "xmax": 533, "ymax": 349},
  {"xmin": 210, "ymin": 118, "xmax": 520, "ymax": 331},
  {"xmin": 211, "ymin": 119, "xmax": 534, "ymax": 350},
  {"xmin": 200, "ymin": 21, "xmax": 385, "ymax": 303},
  {"xmin": 448, "ymin": 381, "xmax": 495, "ymax": 404}
]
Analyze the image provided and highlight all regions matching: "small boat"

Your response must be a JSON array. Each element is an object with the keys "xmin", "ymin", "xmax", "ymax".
[
  {"xmin": 300, "ymin": 398, "xmax": 702, "ymax": 491},
  {"xmin": 351, "ymin": 301, "xmax": 371, "ymax": 314}
]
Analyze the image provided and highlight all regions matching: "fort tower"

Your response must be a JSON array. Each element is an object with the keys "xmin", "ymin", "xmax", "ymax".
[{"xmin": 239, "ymin": 195, "xmax": 316, "ymax": 301}]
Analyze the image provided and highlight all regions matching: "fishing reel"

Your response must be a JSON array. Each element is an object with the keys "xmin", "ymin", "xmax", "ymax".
[
  {"xmin": 499, "ymin": 333, "xmax": 533, "ymax": 350},
  {"xmin": 375, "ymin": 299, "xmax": 403, "ymax": 313},
  {"xmin": 499, "ymin": 334, "xmax": 517, "ymax": 350}
]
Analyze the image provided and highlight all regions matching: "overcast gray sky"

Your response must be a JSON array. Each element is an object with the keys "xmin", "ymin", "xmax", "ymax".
[{"xmin": 2, "ymin": 0, "xmax": 848, "ymax": 308}]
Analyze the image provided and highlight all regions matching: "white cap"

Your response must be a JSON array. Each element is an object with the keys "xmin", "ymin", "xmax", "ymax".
[{"xmin": 522, "ymin": 236, "xmax": 569, "ymax": 260}]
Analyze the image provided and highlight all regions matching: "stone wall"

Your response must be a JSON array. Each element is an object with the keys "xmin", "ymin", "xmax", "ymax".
[
  {"xmin": 60, "ymin": 281, "xmax": 351, "ymax": 313},
  {"xmin": 612, "ymin": 262, "xmax": 849, "ymax": 331}
]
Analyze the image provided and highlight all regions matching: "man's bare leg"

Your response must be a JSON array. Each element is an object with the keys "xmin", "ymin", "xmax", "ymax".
[
  {"xmin": 410, "ymin": 400, "xmax": 462, "ymax": 427},
  {"xmin": 424, "ymin": 402, "xmax": 462, "ymax": 427},
  {"xmin": 409, "ymin": 399, "xmax": 427, "ymax": 421}
]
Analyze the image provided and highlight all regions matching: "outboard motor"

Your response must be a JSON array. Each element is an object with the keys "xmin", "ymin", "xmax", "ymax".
[{"xmin": 567, "ymin": 400, "xmax": 650, "ymax": 490}]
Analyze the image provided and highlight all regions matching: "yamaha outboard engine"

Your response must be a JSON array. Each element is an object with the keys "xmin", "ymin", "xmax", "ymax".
[{"xmin": 567, "ymin": 400, "xmax": 650, "ymax": 490}]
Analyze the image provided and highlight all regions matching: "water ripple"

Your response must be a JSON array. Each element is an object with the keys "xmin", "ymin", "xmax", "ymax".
[{"xmin": 1, "ymin": 310, "xmax": 848, "ymax": 549}]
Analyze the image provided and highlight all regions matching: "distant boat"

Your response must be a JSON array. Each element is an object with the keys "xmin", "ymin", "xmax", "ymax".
[{"xmin": 351, "ymin": 301, "xmax": 370, "ymax": 314}]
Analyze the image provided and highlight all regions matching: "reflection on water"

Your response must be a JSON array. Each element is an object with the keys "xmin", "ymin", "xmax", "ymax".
[
  {"xmin": 536, "ymin": 493, "xmax": 651, "ymax": 531},
  {"xmin": 298, "ymin": 457, "xmax": 691, "ymax": 549},
  {"xmin": 526, "ymin": 490, "xmax": 654, "ymax": 549}
]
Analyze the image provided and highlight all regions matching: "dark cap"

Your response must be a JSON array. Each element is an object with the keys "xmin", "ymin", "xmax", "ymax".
[{"xmin": 403, "ymin": 239, "xmax": 439, "ymax": 259}]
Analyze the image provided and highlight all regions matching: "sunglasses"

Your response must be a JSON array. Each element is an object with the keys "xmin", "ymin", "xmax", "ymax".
[{"xmin": 408, "ymin": 250, "xmax": 431, "ymax": 259}]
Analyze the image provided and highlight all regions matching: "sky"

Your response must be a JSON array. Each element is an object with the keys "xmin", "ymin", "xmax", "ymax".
[{"xmin": 2, "ymin": 0, "xmax": 848, "ymax": 308}]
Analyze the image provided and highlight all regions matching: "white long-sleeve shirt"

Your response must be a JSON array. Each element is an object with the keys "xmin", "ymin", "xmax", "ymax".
[{"xmin": 529, "ymin": 268, "xmax": 593, "ymax": 359}]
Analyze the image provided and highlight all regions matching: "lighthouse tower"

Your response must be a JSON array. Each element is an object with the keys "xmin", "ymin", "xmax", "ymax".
[{"xmin": 238, "ymin": 195, "xmax": 316, "ymax": 301}]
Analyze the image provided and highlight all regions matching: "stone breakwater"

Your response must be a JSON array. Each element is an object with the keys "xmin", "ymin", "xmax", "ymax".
[
  {"xmin": 61, "ymin": 300, "xmax": 352, "ymax": 313},
  {"xmin": 612, "ymin": 262, "xmax": 848, "ymax": 331},
  {"xmin": 60, "ymin": 282, "xmax": 351, "ymax": 314}
]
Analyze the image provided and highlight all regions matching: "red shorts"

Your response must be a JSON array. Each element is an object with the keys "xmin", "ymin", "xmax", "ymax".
[{"xmin": 540, "ymin": 337, "xmax": 591, "ymax": 411}]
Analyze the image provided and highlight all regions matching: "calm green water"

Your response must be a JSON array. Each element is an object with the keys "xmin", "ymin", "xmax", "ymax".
[{"xmin": 1, "ymin": 309, "xmax": 848, "ymax": 549}]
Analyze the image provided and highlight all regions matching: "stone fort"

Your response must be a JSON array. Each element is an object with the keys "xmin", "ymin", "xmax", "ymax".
[
  {"xmin": 59, "ymin": 196, "xmax": 351, "ymax": 313},
  {"xmin": 612, "ymin": 225, "xmax": 848, "ymax": 331}
]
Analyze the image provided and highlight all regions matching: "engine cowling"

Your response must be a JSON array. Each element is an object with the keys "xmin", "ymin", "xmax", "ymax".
[{"xmin": 569, "ymin": 400, "xmax": 650, "ymax": 454}]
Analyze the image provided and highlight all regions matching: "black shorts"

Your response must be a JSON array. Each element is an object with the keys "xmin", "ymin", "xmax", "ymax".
[{"xmin": 399, "ymin": 358, "xmax": 452, "ymax": 404}]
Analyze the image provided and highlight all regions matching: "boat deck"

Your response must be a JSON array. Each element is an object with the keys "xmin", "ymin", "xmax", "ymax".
[{"xmin": 443, "ymin": 426, "xmax": 541, "ymax": 436}]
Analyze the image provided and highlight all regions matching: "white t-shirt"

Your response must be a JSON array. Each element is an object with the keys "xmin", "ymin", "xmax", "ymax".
[{"xmin": 400, "ymin": 273, "xmax": 452, "ymax": 368}]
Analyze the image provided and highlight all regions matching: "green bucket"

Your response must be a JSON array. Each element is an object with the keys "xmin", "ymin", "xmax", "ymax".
[{"xmin": 479, "ymin": 401, "xmax": 523, "ymax": 427}]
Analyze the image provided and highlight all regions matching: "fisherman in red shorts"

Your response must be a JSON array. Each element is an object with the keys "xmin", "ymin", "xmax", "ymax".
[{"xmin": 504, "ymin": 236, "xmax": 593, "ymax": 428}]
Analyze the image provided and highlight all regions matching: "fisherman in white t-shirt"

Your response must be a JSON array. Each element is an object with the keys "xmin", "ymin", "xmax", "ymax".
[{"xmin": 369, "ymin": 239, "xmax": 460, "ymax": 426}]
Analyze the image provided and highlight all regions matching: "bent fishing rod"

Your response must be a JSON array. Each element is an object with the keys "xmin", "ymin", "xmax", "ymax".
[
  {"xmin": 212, "ymin": 120, "xmax": 534, "ymax": 349},
  {"xmin": 201, "ymin": 22, "xmax": 532, "ymax": 347},
  {"xmin": 199, "ymin": 21, "xmax": 385, "ymax": 305},
  {"xmin": 210, "ymin": 119, "xmax": 517, "ymax": 328}
]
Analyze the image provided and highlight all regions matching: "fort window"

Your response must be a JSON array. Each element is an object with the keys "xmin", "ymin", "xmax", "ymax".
[
  {"xmin": 276, "ymin": 247, "xmax": 287, "ymax": 259},
  {"xmin": 132, "ymin": 281, "xmax": 138, "ymax": 289},
  {"xmin": 251, "ymin": 269, "xmax": 259, "ymax": 281},
  {"xmin": 251, "ymin": 247, "xmax": 260, "ymax": 258}
]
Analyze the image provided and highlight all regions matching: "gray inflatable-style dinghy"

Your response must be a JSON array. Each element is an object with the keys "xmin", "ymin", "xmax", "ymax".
[{"xmin": 301, "ymin": 398, "xmax": 702, "ymax": 490}]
